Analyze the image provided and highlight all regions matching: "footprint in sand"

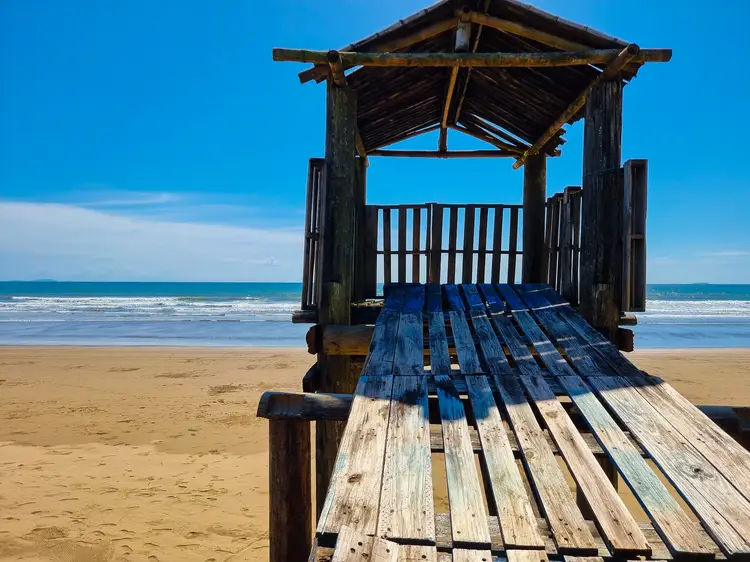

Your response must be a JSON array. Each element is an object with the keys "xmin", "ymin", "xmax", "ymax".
[{"xmin": 207, "ymin": 384, "xmax": 244, "ymax": 396}]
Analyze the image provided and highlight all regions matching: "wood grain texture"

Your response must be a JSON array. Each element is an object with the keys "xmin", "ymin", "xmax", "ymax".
[
  {"xmin": 463, "ymin": 205, "xmax": 476, "ymax": 283},
  {"xmin": 452, "ymin": 549, "xmax": 493, "ymax": 562},
  {"xmin": 590, "ymin": 376, "xmax": 750, "ymax": 559},
  {"xmin": 383, "ymin": 209, "xmax": 392, "ymax": 284},
  {"xmin": 332, "ymin": 526, "xmax": 399, "ymax": 562},
  {"xmin": 362, "ymin": 311, "xmax": 400, "ymax": 377},
  {"xmin": 426, "ymin": 283, "xmax": 443, "ymax": 313},
  {"xmin": 559, "ymin": 375, "xmax": 715, "ymax": 560},
  {"xmin": 491, "ymin": 207, "xmax": 504, "ymax": 284},
  {"xmin": 447, "ymin": 310, "xmax": 484, "ymax": 375},
  {"xmin": 508, "ymin": 207, "xmax": 519, "ymax": 283},
  {"xmin": 448, "ymin": 208, "xmax": 458, "ymax": 284},
  {"xmin": 495, "ymin": 375, "xmax": 597, "ymax": 555},
  {"xmin": 393, "ymin": 313, "xmax": 424, "ymax": 376},
  {"xmin": 465, "ymin": 375, "xmax": 543, "ymax": 549},
  {"xmin": 507, "ymin": 550, "xmax": 550, "ymax": 562},
  {"xmin": 519, "ymin": 374, "xmax": 650, "ymax": 557},
  {"xmin": 429, "ymin": 205, "xmax": 443, "ymax": 284},
  {"xmin": 398, "ymin": 207, "xmax": 407, "ymax": 283},
  {"xmin": 477, "ymin": 208, "xmax": 489, "ymax": 283},
  {"xmin": 444, "ymin": 284, "xmax": 465, "ymax": 311},
  {"xmin": 435, "ymin": 375, "xmax": 491, "ymax": 548},
  {"xmin": 398, "ymin": 545, "xmax": 437, "ymax": 562},
  {"xmin": 378, "ymin": 376, "xmax": 434, "ymax": 543},
  {"xmin": 427, "ymin": 311, "xmax": 452, "ymax": 377},
  {"xmin": 317, "ymin": 376, "xmax": 394, "ymax": 539}
]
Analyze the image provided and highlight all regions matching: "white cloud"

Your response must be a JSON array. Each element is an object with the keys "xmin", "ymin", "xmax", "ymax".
[
  {"xmin": 0, "ymin": 202, "xmax": 303, "ymax": 281},
  {"xmin": 700, "ymin": 250, "xmax": 749, "ymax": 257}
]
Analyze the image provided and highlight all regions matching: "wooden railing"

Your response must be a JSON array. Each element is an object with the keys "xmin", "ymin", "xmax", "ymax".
[
  {"xmin": 545, "ymin": 187, "xmax": 582, "ymax": 306},
  {"xmin": 301, "ymin": 159, "xmax": 324, "ymax": 310},
  {"xmin": 361, "ymin": 203, "xmax": 523, "ymax": 296}
]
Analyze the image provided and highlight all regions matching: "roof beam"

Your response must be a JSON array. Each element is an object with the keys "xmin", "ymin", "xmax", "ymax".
[
  {"xmin": 450, "ymin": 124, "xmax": 524, "ymax": 154},
  {"xmin": 512, "ymin": 44, "xmax": 640, "ymax": 170},
  {"xmin": 298, "ymin": 18, "xmax": 457, "ymax": 84},
  {"xmin": 467, "ymin": 11, "xmax": 591, "ymax": 52},
  {"xmin": 275, "ymin": 48, "xmax": 672, "ymax": 68},
  {"xmin": 370, "ymin": 149, "xmax": 515, "ymax": 158},
  {"xmin": 438, "ymin": 12, "xmax": 470, "ymax": 151},
  {"xmin": 453, "ymin": 0, "xmax": 490, "ymax": 126}
]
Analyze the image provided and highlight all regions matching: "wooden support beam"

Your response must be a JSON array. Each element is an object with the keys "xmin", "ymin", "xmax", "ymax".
[
  {"xmin": 370, "ymin": 149, "xmax": 515, "ymax": 158},
  {"xmin": 513, "ymin": 44, "xmax": 640, "ymax": 169},
  {"xmin": 453, "ymin": 1, "xmax": 489, "ymax": 124},
  {"xmin": 298, "ymin": 18, "xmax": 458, "ymax": 84},
  {"xmin": 438, "ymin": 13, "xmax": 470, "ymax": 151},
  {"xmin": 326, "ymin": 50, "xmax": 347, "ymax": 87},
  {"xmin": 275, "ymin": 47, "xmax": 673, "ymax": 68},
  {"xmin": 522, "ymin": 153, "xmax": 547, "ymax": 283},
  {"xmin": 450, "ymin": 124, "xmax": 524, "ymax": 153},
  {"xmin": 268, "ymin": 419, "xmax": 311, "ymax": 562},
  {"xmin": 468, "ymin": 11, "xmax": 590, "ymax": 52},
  {"xmin": 316, "ymin": 80, "xmax": 359, "ymax": 517},
  {"xmin": 369, "ymin": 124, "xmax": 441, "ymax": 152}
]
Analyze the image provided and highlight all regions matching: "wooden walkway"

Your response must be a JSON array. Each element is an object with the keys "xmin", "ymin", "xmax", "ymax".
[{"xmin": 313, "ymin": 284, "xmax": 750, "ymax": 562}]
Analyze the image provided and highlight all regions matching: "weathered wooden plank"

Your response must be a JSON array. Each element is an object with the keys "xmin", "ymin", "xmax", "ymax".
[
  {"xmin": 448, "ymin": 207, "xmax": 459, "ymax": 284},
  {"xmin": 465, "ymin": 375, "xmax": 544, "ymax": 549},
  {"xmin": 362, "ymin": 311, "xmax": 401, "ymax": 376},
  {"xmin": 399, "ymin": 545, "xmax": 437, "ymax": 562},
  {"xmin": 630, "ymin": 374, "xmax": 750, "ymax": 503},
  {"xmin": 461, "ymin": 283, "xmax": 485, "ymax": 310},
  {"xmin": 463, "ymin": 205, "xmax": 476, "ymax": 283},
  {"xmin": 495, "ymin": 375, "xmax": 598, "ymax": 555},
  {"xmin": 317, "ymin": 376, "xmax": 394, "ymax": 540},
  {"xmin": 364, "ymin": 206, "xmax": 379, "ymax": 298},
  {"xmin": 491, "ymin": 207, "xmax": 504, "ymax": 284},
  {"xmin": 332, "ymin": 526, "xmax": 399, "ymax": 562},
  {"xmin": 393, "ymin": 313, "xmax": 424, "ymax": 376},
  {"xmin": 519, "ymin": 374, "xmax": 650, "ymax": 557},
  {"xmin": 452, "ymin": 549, "xmax": 493, "ymax": 562},
  {"xmin": 378, "ymin": 376, "xmax": 434, "ymax": 543},
  {"xmin": 562, "ymin": 557, "xmax": 602, "ymax": 562},
  {"xmin": 413, "ymin": 208, "xmax": 421, "ymax": 283},
  {"xmin": 477, "ymin": 208, "xmax": 489, "ymax": 283},
  {"xmin": 448, "ymin": 310, "xmax": 484, "ymax": 375},
  {"xmin": 548, "ymin": 198, "xmax": 560, "ymax": 288},
  {"xmin": 508, "ymin": 550, "xmax": 550, "ymax": 562},
  {"xmin": 383, "ymin": 209, "xmax": 392, "ymax": 284},
  {"xmin": 435, "ymin": 375, "xmax": 491, "ymax": 548},
  {"xmin": 429, "ymin": 204, "xmax": 443, "ymax": 284},
  {"xmin": 591, "ymin": 376, "xmax": 750, "ymax": 560},
  {"xmin": 402, "ymin": 284, "xmax": 426, "ymax": 312},
  {"xmin": 495, "ymin": 285, "xmax": 575, "ymax": 378},
  {"xmin": 508, "ymin": 207, "xmax": 519, "ymax": 283},
  {"xmin": 560, "ymin": 375, "xmax": 715, "ymax": 560},
  {"xmin": 428, "ymin": 311, "xmax": 452, "ymax": 377},
  {"xmin": 444, "ymin": 284, "xmax": 466, "ymax": 311}
]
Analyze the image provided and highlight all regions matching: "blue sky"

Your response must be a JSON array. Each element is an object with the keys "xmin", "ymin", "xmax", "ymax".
[{"xmin": 1, "ymin": 0, "xmax": 748, "ymax": 282}]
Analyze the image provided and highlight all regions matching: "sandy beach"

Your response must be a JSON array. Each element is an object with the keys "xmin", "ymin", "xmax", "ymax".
[{"xmin": 1, "ymin": 346, "xmax": 749, "ymax": 561}]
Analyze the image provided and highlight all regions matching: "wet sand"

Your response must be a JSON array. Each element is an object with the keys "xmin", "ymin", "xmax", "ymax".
[{"xmin": 1, "ymin": 346, "xmax": 748, "ymax": 561}]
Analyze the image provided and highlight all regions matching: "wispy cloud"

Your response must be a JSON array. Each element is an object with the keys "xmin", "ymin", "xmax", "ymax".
[
  {"xmin": 0, "ymin": 202, "xmax": 302, "ymax": 281},
  {"xmin": 81, "ymin": 191, "xmax": 183, "ymax": 207},
  {"xmin": 700, "ymin": 250, "xmax": 750, "ymax": 257}
]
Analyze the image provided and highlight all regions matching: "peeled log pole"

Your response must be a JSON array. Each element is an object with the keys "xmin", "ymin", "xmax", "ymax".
[
  {"xmin": 513, "ymin": 44, "xmax": 639, "ymax": 170},
  {"xmin": 275, "ymin": 47, "xmax": 672, "ymax": 68},
  {"xmin": 370, "ymin": 149, "xmax": 514, "ymax": 158},
  {"xmin": 522, "ymin": 153, "xmax": 547, "ymax": 283},
  {"xmin": 268, "ymin": 420, "xmax": 311, "ymax": 562}
]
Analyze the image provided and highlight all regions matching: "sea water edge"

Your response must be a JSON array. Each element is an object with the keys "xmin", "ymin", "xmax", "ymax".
[{"xmin": 0, "ymin": 282, "xmax": 749, "ymax": 348}]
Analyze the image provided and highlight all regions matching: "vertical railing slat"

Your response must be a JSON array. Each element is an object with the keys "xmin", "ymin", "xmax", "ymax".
[
  {"xmin": 491, "ymin": 206, "xmax": 504, "ymax": 284},
  {"xmin": 447, "ymin": 207, "xmax": 459, "ymax": 284},
  {"xmin": 507, "ymin": 207, "xmax": 519, "ymax": 283},
  {"xmin": 412, "ymin": 208, "xmax": 421, "ymax": 283},
  {"xmin": 429, "ymin": 204, "xmax": 443, "ymax": 283},
  {"xmin": 477, "ymin": 207, "xmax": 489, "ymax": 283},
  {"xmin": 462, "ymin": 205, "xmax": 476, "ymax": 283},
  {"xmin": 398, "ymin": 207, "xmax": 407, "ymax": 283},
  {"xmin": 383, "ymin": 208, "xmax": 392, "ymax": 287}
]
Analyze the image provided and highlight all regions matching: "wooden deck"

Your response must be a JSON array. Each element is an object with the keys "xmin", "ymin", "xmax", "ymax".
[{"xmin": 312, "ymin": 284, "xmax": 750, "ymax": 562}]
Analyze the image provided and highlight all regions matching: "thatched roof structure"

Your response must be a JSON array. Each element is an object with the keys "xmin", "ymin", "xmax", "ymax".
[{"xmin": 274, "ymin": 0, "xmax": 671, "ymax": 164}]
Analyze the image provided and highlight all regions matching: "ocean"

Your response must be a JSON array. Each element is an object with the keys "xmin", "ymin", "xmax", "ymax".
[{"xmin": 0, "ymin": 282, "xmax": 749, "ymax": 348}]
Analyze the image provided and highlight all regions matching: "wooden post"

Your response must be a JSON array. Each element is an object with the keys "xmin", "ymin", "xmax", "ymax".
[
  {"xmin": 269, "ymin": 419, "xmax": 312, "ymax": 562},
  {"xmin": 316, "ymin": 80, "xmax": 358, "ymax": 517},
  {"xmin": 521, "ymin": 153, "xmax": 547, "ymax": 283},
  {"xmin": 352, "ymin": 158, "xmax": 368, "ymax": 302},
  {"xmin": 580, "ymin": 80, "xmax": 624, "ymax": 342}
]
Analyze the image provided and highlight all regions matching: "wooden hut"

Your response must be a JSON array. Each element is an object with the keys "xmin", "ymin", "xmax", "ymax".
[{"xmin": 259, "ymin": 2, "xmax": 718, "ymax": 560}]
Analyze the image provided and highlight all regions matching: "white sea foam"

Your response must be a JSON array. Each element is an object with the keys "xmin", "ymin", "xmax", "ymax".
[
  {"xmin": 0, "ymin": 296, "xmax": 298, "ymax": 321},
  {"xmin": 640, "ymin": 299, "xmax": 750, "ymax": 319}
]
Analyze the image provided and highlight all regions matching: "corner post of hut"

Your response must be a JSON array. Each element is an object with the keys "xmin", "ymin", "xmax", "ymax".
[
  {"xmin": 580, "ymin": 76, "xmax": 625, "ymax": 342},
  {"xmin": 522, "ymin": 153, "xmax": 547, "ymax": 283},
  {"xmin": 315, "ymin": 66, "xmax": 360, "ymax": 517}
]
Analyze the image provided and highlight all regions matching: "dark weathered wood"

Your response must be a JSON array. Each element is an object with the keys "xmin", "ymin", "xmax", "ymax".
[
  {"xmin": 435, "ymin": 375, "xmax": 491, "ymax": 548},
  {"xmin": 269, "ymin": 419, "xmax": 311, "ymax": 562},
  {"xmin": 398, "ymin": 207, "xmax": 408, "ymax": 283},
  {"xmin": 276, "ymin": 48, "xmax": 673, "ymax": 68},
  {"xmin": 378, "ymin": 376, "xmax": 434, "ymax": 544},
  {"xmin": 622, "ymin": 159, "xmax": 648, "ymax": 312},
  {"xmin": 507, "ymin": 207, "xmax": 519, "ymax": 283},
  {"xmin": 522, "ymin": 154, "xmax": 547, "ymax": 283},
  {"xmin": 439, "ymin": 67, "xmax": 460, "ymax": 151},
  {"xmin": 326, "ymin": 50, "xmax": 347, "ymax": 87},
  {"xmin": 448, "ymin": 207, "xmax": 459, "ymax": 284},
  {"xmin": 394, "ymin": 313, "xmax": 424, "ymax": 376},
  {"xmin": 491, "ymin": 207, "xmax": 504, "ymax": 283},
  {"xmin": 466, "ymin": 375, "xmax": 544, "ymax": 549},
  {"xmin": 547, "ymin": 197, "xmax": 561, "ymax": 288},
  {"xmin": 512, "ymin": 45, "xmax": 639, "ymax": 169},
  {"xmin": 369, "ymin": 149, "xmax": 516, "ymax": 158},
  {"xmin": 353, "ymin": 159, "xmax": 368, "ymax": 301},
  {"xmin": 462, "ymin": 205, "xmax": 476, "ymax": 283},
  {"xmin": 413, "ymin": 208, "xmax": 422, "ymax": 282},
  {"xmin": 364, "ymin": 206, "xmax": 378, "ymax": 298},
  {"xmin": 571, "ymin": 191, "xmax": 582, "ymax": 306},
  {"xmin": 302, "ymin": 159, "xmax": 316, "ymax": 308},
  {"xmin": 317, "ymin": 82, "xmax": 358, "ymax": 517},
  {"xmin": 559, "ymin": 187, "xmax": 581, "ymax": 304},
  {"xmin": 317, "ymin": 376, "xmax": 393, "ymax": 540},
  {"xmin": 477, "ymin": 207, "xmax": 489, "ymax": 283},
  {"xmin": 383, "ymin": 208, "xmax": 392, "ymax": 284},
  {"xmin": 580, "ymin": 79, "xmax": 624, "ymax": 342},
  {"xmin": 429, "ymin": 204, "xmax": 444, "ymax": 283},
  {"xmin": 331, "ymin": 526, "xmax": 399, "ymax": 562}
]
